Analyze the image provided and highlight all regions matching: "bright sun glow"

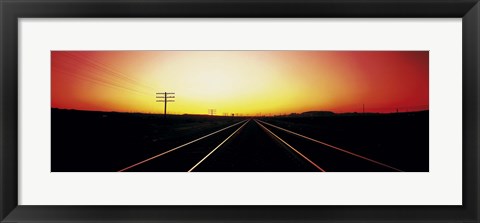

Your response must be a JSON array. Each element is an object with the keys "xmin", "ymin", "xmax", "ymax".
[{"xmin": 52, "ymin": 51, "xmax": 429, "ymax": 115}]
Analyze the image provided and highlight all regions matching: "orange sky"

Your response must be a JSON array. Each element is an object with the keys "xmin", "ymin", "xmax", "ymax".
[{"xmin": 51, "ymin": 51, "xmax": 428, "ymax": 115}]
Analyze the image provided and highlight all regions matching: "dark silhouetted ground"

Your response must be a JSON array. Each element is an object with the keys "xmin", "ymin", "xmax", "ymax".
[{"xmin": 52, "ymin": 109, "xmax": 428, "ymax": 172}]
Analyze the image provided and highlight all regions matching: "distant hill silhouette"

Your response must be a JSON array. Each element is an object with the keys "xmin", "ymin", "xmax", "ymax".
[
  {"xmin": 284, "ymin": 110, "xmax": 428, "ymax": 117},
  {"xmin": 337, "ymin": 110, "xmax": 428, "ymax": 116},
  {"xmin": 286, "ymin": 111, "xmax": 334, "ymax": 117},
  {"xmin": 300, "ymin": 111, "xmax": 335, "ymax": 117}
]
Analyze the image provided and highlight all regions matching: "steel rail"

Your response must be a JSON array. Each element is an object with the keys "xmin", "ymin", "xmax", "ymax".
[
  {"xmin": 257, "ymin": 119, "xmax": 403, "ymax": 172},
  {"xmin": 255, "ymin": 119, "xmax": 325, "ymax": 172},
  {"xmin": 118, "ymin": 119, "xmax": 249, "ymax": 172}
]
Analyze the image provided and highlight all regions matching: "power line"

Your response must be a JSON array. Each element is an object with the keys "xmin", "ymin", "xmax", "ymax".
[
  {"xmin": 52, "ymin": 65, "xmax": 151, "ymax": 97},
  {"xmin": 59, "ymin": 52, "xmax": 154, "ymax": 96},
  {"xmin": 64, "ymin": 52, "xmax": 156, "ymax": 91}
]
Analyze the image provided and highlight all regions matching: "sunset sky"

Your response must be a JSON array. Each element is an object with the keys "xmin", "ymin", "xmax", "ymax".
[{"xmin": 51, "ymin": 51, "xmax": 428, "ymax": 115}]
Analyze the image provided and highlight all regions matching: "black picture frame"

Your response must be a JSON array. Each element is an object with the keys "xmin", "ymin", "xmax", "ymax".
[{"xmin": 1, "ymin": 0, "xmax": 479, "ymax": 222}]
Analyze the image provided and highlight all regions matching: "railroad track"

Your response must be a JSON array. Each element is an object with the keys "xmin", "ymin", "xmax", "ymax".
[
  {"xmin": 256, "ymin": 119, "xmax": 402, "ymax": 172},
  {"xmin": 118, "ymin": 118, "xmax": 401, "ymax": 172},
  {"xmin": 118, "ymin": 119, "xmax": 249, "ymax": 172}
]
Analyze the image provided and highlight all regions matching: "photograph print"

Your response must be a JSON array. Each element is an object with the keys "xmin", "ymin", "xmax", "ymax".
[{"xmin": 51, "ymin": 51, "xmax": 429, "ymax": 172}]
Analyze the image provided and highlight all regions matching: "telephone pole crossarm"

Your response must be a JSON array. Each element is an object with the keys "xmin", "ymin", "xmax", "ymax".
[{"xmin": 156, "ymin": 92, "xmax": 175, "ymax": 118}]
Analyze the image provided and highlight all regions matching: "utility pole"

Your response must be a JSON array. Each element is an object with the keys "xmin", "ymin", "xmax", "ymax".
[
  {"xmin": 156, "ymin": 92, "xmax": 175, "ymax": 118},
  {"xmin": 208, "ymin": 109, "xmax": 216, "ymax": 116},
  {"xmin": 363, "ymin": 104, "xmax": 365, "ymax": 114}
]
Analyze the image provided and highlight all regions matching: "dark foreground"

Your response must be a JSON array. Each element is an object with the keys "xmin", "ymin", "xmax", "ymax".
[
  {"xmin": 260, "ymin": 111, "xmax": 429, "ymax": 172},
  {"xmin": 51, "ymin": 109, "xmax": 244, "ymax": 172},
  {"xmin": 52, "ymin": 109, "xmax": 428, "ymax": 172}
]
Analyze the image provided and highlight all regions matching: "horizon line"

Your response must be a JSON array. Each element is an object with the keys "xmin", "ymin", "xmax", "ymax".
[{"xmin": 51, "ymin": 107, "xmax": 429, "ymax": 116}]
